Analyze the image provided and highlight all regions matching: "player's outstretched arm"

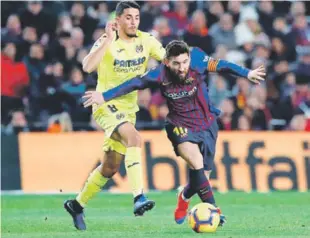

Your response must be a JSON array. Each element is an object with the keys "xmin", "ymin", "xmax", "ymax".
[
  {"xmin": 82, "ymin": 21, "xmax": 116, "ymax": 73},
  {"xmin": 204, "ymin": 57, "xmax": 266, "ymax": 84},
  {"xmin": 82, "ymin": 69, "xmax": 160, "ymax": 108}
]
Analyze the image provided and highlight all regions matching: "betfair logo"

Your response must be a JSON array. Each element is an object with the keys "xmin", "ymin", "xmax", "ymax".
[
  {"xmin": 173, "ymin": 127, "xmax": 188, "ymax": 137},
  {"xmin": 114, "ymin": 57, "xmax": 146, "ymax": 67}
]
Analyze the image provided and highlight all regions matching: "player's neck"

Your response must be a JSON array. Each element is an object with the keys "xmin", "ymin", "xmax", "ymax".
[{"xmin": 118, "ymin": 31, "xmax": 136, "ymax": 43}]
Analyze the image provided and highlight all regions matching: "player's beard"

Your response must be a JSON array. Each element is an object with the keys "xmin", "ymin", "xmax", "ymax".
[
  {"xmin": 166, "ymin": 66, "xmax": 188, "ymax": 83},
  {"xmin": 126, "ymin": 33, "xmax": 137, "ymax": 38},
  {"xmin": 125, "ymin": 28, "xmax": 138, "ymax": 38}
]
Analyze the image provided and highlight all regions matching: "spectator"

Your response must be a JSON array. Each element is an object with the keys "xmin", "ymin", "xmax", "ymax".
[
  {"xmin": 183, "ymin": 10, "xmax": 213, "ymax": 55},
  {"xmin": 23, "ymin": 43, "xmax": 45, "ymax": 81},
  {"xmin": 232, "ymin": 77, "xmax": 252, "ymax": 110},
  {"xmin": 227, "ymin": 0, "xmax": 241, "ymax": 24},
  {"xmin": 70, "ymin": 2, "xmax": 98, "ymax": 45},
  {"xmin": 237, "ymin": 114, "xmax": 251, "ymax": 130},
  {"xmin": 209, "ymin": 13, "xmax": 237, "ymax": 50},
  {"xmin": 235, "ymin": 6, "xmax": 262, "ymax": 49},
  {"xmin": 38, "ymin": 61, "xmax": 64, "ymax": 99},
  {"xmin": 56, "ymin": 13, "xmax": 73, "ymax": 35},
  {"xmin": 19, "ymin": 1, "xmax": 56, "ymax": 40},
  {"xmin": 62, "ymin": 67, "xmax": 86, "ymax": 99},
  {"xmin": 47, "ymin": 112, "xmax": 73, "ymax": 132},
  {"xmin": 1, "ymin": 42, "xmax": 29, "ymax": 123},
  {"xmin": 212, "ymin": 44, "xmax": 228, "ymax": 60},
  {"xmin": 140, "ymin": 1, "xmax": 168, "ymax": 32},
  {"xmin": 288, "ymin": 1, "xmax": 306, "ymax": 23},
  {"xmin": 3, "ymin": 110, "xmax": 30, "ymax": 134},
  {"xmin": 217, "ymin": 99, "xmax": 239, "ymax": 130},
  {"xmin": 16, "ymin": 26, "xmax": 38, "ymax": 61},
  {"xmin": 270, "ymin": 35, "xmax": 296, "ymax": 62},
  {"xmin": 292, "ymin": 14, "xmax": 310, "ymax": 46},
  {"xmin": 296, "ymin": 47, "xmax": 310, "ymax": 79},
  {"xmin": 289, "ymin": 114, "xmax": 307, "ymax": 131},
  {"xmin": 272, "ymin": 60, "xmax": 290, "ymax": 91},
  {"xmin": 1, "ymin": 0, "xmax": 308, "ymax": 131},
  {"xmin": 149, "ymin": 91, "xmax": 168, "ymax": 121},
  {"xmin": 257, "ymin": 0, "xmax": 275, "ymax": 36},
  {"xmin": 62, "ymin": 67, "xmax": 88, "ymax": 123},
  {"xmin": 49, "ymin": 31, "xmax": 77, "ymax": 73},
  {"xmin": 249, "ymin": 86, "xmax": 273, "ymax": 130},
  {"xmin": 163, "ymin": 1, "xmax": 189, "ymax": 35},
  {"xmin": 136, "ymin": 89, "xmax": 153, "ymax": 123},
  {"xmin": 87, "ymin": 2, "xmax": 110, "ymax": 26},
  {"xmin": 1, "ymin": 14, "xmax": 22, "ymax": 44},
  {"xmin": 272, "ymin": 16, "xmax": 291, "ymax": 37},
  {"xmin": 152, "ymin": 17, "xmax": 177, "ymax": 47},
  {"xmin": 92, "ymin": 26, "xmax": 105, "ymax": 44},
  {"xmin": 204, "ymin": 1, "xmax": 224, "ymax": 28},
  {"xmin": 71, "ymin": 27, "xmax": 84, "ymax": 49},
  {"xmin": 34, "ymin": 62, "xmax": 67, "ymax": 121},
  {"xmin": 280, "ymin": 73, "xmax": 296, "ymax": 99},
  {"xmin": 209, "ymin": 75, "xmax": 231, "ymax": 108}
]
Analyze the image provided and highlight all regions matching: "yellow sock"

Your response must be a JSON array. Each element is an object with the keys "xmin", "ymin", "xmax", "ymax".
[
  {"xmin": 76, "ymin": 168, "xmax": 109, "ymax": 207},
  {"xmin": 125, "ymin": 147, "xmax": 144, "ymax": 197}
]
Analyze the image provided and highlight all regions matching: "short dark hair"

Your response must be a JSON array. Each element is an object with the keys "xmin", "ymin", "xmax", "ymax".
[
  {"xmin": 115, "ymin": 1, "xmax": 140, "ymax": 16},
  {"xmin": 165, "ymin": 40, "xmax": 190, "ymax": 59}
]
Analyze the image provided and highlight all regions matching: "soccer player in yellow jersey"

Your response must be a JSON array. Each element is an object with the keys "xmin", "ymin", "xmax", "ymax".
[{"xmin": 64, "ymin": 1, "xmax": 165, "ymax": 230}]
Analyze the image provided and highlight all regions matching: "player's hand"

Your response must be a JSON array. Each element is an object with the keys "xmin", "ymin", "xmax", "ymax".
[
  {"xmin": 247, "ymin": 65, "xmax": 266, "ymax": 84},
  {"xmin": 82, "ymin": 91, "xmax": 105, "ymax": 108},
  {"xmin": 105, "ymin": 20, "xmax": 117, "ymax": 40}
]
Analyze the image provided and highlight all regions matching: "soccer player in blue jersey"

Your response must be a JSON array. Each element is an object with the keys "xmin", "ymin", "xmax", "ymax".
[{"xmin": 82, "ymin": 40, "xmax": 266, "ymax": 226}]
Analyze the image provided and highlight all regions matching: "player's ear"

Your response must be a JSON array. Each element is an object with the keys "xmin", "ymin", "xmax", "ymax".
[{"xmin": 163, "ymin": 58, "xmax": 169, "ymax": 66}]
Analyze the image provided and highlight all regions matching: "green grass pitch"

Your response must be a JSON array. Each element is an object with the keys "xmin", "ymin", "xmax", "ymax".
[{"xmin": 1, "ymin": 192, "xmax": 310, "ymax": 238}]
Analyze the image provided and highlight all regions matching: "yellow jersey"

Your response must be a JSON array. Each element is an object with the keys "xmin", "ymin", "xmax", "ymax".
[{"xmin": 94, "ymin": 30, "xmax": 165, "ymax": 115}]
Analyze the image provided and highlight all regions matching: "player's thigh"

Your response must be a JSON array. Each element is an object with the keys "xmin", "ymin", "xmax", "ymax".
[
  {"xmin": 113, "ymin": 120, "xmax": 141, "ymax": 148},
  {"xmin": 177, "ymin": 142, "xmax": 204, "ymax": 170},
  {"xmin": 201, "ymin": 121, "xmax": 218, "ymax": 171},
  {"xmin": 99, "ymin": 150, "xmax": 125, "ymax": 178},
  {"xmin": 93, "ymin": 109, "xmax": 135, "ymax": 153}
]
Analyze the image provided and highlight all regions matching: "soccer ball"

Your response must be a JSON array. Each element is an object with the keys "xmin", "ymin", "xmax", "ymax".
[{"xmin": 188, "ymin": 203, "xmax": 220, "ymax": 233}]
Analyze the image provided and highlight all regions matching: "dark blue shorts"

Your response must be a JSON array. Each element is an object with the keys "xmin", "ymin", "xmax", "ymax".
[{"xmin": 165, "ymin": 120, "xmax": 219, "ymax": 171}]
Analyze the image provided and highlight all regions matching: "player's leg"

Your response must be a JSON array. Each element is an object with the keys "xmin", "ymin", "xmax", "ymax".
[
  {"xmin": 177, "ymin": 142, "xmax": 216, "ymax": 205},
  {"xmin": 200, "ymin": 121, "xmax": 226, "ymax": 226},
  {"xmin": 64, "ymin": 148, "xmax": 124, "ymax": 230},
  {"xmin": 173, "ymin": 142, "xmax": 206, "ymax": 224},
  {"xmin": 113, "ymin": 121, "xmax": 155, "ymax": 216}
]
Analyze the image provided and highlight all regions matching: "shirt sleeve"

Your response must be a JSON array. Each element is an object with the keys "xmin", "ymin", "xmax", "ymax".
[
  {"xmin": 148, "ymin": 34, "xmax": 166, "ymax": 61},
  {"xmin": 103, "ymin": 67, "xmax": 161, "ymax": 102},
  {"xmin": 203, "ymin": 55, "xmax": 250, "ymax": 78},
  {"xmin": 89, "ymin": 34, "xmax": 108, "ymax": 53}
]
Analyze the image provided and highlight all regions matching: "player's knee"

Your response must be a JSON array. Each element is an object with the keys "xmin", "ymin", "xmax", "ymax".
[
  {"xmin": 100, "ymin": 164, "xmax": 120, "ymax": 178},
  {"xmin": 125, "ymin": 133, "xmax": 142, "ymax": 147}
]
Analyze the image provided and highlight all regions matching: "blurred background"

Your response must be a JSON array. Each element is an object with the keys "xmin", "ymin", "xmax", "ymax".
[{"xmin": 1, "ymin": 0, "xmax": 310, "ymax": 135}]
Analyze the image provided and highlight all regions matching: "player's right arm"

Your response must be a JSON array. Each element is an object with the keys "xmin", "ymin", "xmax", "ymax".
[
  {"xmin": 82, "ymin": 21, "xmax": 116, "ymax": 73},
  {"xmin": 82, "ymin": 67, "xmax": 161, "ymax": 108}
]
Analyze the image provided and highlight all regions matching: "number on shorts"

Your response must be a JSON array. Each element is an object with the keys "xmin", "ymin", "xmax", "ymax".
[
  {"xmin": 173, "ymin": 127, "xmax": 188, "ymax": 137},
  {"xmin": 107, "ymin": 104, "xmax": 118, "ymax": 113}
]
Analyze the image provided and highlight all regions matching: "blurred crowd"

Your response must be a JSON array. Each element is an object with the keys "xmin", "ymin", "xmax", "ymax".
[{"xmin": 1, "ymin": 0, "xmax": 310, "ymax": 134}]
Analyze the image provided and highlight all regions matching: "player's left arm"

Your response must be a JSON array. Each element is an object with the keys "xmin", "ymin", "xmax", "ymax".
[
  {"xmin": 148, "ymin": 34, "xmax": 166, "ymax": 61},
  {"xmin": 82, "ymin": 67, "xmax": 160, "ymax": 107},
  {"xmin": 204, "ymin": 56, "xmax": 266, "ymax": 84}
]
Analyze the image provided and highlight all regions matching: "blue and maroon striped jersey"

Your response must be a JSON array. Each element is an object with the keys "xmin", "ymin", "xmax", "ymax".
[{"xmin": 103, "ymin": 47, "xmax": 250, "ymax": 132}]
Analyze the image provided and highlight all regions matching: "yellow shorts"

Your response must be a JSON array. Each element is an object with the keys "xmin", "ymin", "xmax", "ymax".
[{"xmin": 93, "ymin": 106, "xmax": 136, "ymax": 155}]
